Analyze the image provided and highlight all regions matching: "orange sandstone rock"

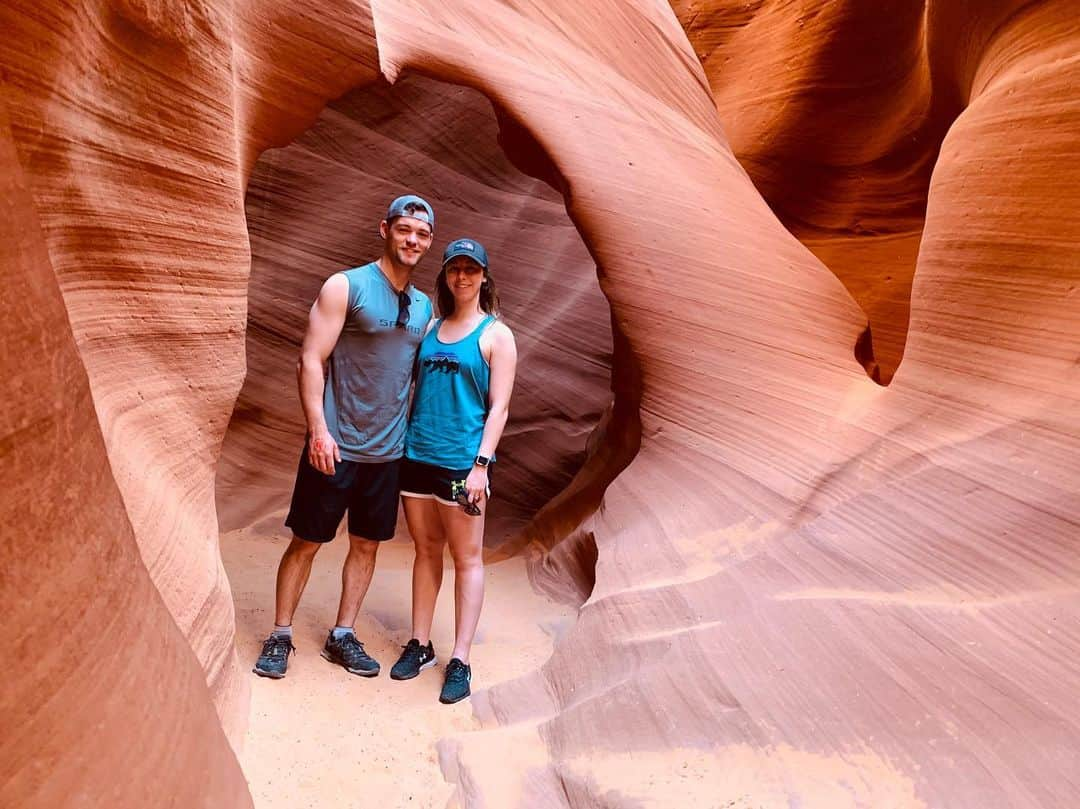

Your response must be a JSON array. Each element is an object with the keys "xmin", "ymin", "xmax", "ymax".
[
  {"xmin": 672, "ymin": 0, "xmax": 961, "ymax": 383},
  {"xmin": 0, "ymin": 103, "xmax": 250, "ymax": 808},
  {"xmin": 2, "ymin": 1, "xmax": 1078, "ymax": 807},
  {"xmin": 217, "ymin": 75, "xmax": 613, "ymax": 549},
  {"xmin": 0, "ymin": 0, "xmax": 381, "ymax": 743}
]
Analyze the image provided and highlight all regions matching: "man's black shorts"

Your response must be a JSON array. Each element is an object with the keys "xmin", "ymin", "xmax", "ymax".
[{"xmin": 285, "ymin": 449, "xmax": 401, "ymax": 542}]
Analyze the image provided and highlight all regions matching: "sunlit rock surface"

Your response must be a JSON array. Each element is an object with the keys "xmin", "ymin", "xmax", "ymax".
[
  {"xmin": 672, "ymin": 0, "xmax": 952, "ymax": 382},
  {"xmin": 0, "ymin": 102, "xmax": 251, "ymax": 808},
  {"xmin": 2, "ymin": 0, "xmax": 1078, "ymax": 806},
  {"xmin": 216, "ymin": 74, "xmax": 612, "ymax": 548}
]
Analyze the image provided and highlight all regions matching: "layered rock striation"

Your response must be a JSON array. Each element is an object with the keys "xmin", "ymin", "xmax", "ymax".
[
  {"xmin": 0, "ymin": 101, "xmax": 250, "ymax": 807},
  {"xmin": 217, "ymin": 74, "xmax": 613, "ymax": 548},
  {"xmin": 673, "ymin": 0, "xmax": 955, "ymax": 382},
  {"xmin": 3, "ymin": 0, "xmax": 1078, "ymax": 806}
]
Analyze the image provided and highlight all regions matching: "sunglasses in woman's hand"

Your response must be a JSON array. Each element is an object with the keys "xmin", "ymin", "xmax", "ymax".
[{"xmin": 450, "ymin": 479, "xmax": 482, "ymax": 516}]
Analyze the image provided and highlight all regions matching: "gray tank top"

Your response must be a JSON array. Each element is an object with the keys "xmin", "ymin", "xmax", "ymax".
[{"xmin": 323, "ymin": 262, "xmax": 432, "ymax": 462}]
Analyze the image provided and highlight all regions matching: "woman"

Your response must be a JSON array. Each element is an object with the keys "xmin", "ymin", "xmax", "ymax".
[{"xmin": 393, "ymin": 237, "xmax": 517, "ymax": 704}]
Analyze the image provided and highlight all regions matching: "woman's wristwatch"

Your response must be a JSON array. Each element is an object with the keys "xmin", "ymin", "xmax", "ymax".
[{"xmin": 474, "ymin": 455, "xmax": 490, "ymax": 468}]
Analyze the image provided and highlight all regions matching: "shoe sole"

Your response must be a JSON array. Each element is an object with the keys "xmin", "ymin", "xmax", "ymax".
[
  {"xmin": 321, "ymin": 649, "xmax": 380, "ymax": 677},
  {"xmin": 252, "ymin": 667, "xmax": 285, "ymax": 679},
  {"xmin": 439, "ymin": 689, "xmax": 471, "ymax": 705},
  {"xmin": 390, "ymin": 656, "xmax": 438, "ymax": 681}
]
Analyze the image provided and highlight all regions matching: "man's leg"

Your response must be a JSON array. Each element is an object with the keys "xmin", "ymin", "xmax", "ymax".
[
  {"xmin": 254, "ymin": 537, "xmax": 324, "ymax": 679},
  {"xmin": 320, "ymin": 458, "xmax": 399, "ymax": 677},
  {"xmin": 319, "ymin": 534, "xmax": 383, "ymax": 677},
  {"xmin": 339, "ymin": 457, "xmax": 400, "ymax": 626},
  {"xmin": 255, "ymin": 448, "xmax": 351, "ymax": 678},
  {"xmin": 274, "ymin": 535, "xmax": 323, "ymax": 626},
  {"xmin": 334, "ymin": 534, "xmax": 380, "ymax": 628}
]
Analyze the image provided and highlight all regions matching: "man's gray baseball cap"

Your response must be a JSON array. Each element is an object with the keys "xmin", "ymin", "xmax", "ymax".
[
  {"xmin": 443, "ymin": 237, "xmax": 489, "ymax": 269},
  {"xmin": 385, "ymin": 194, "xmax": 435, "ymax": 230}
]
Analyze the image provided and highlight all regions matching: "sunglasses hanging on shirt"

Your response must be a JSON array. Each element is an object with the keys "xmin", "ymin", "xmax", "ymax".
[{"xmin": 395, "ymin": 290, "xmax": 411, "ymax": 329}]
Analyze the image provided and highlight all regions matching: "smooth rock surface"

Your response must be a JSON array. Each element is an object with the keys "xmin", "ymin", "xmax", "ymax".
[
  {"xmin": 672, "ymin": 0, "xmax": 959, "ymax": 382},
  {"xmin": 0, "ymin": 102, "xmax": 251, "ymax": 808},
  {"xmin": 3, "ymin": 1, "xmax": 1078, "ymax": 807},
  {"xmin": 217, "ymin": 74, "xmax": 613, "ymax": 549}
]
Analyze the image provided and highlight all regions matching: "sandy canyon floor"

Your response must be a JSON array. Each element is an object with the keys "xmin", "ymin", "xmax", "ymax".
[{"xmin": 222, "ymin": 510, "xmax": 575, "ymax": 809}]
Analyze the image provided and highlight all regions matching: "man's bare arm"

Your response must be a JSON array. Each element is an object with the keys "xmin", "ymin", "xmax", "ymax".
[{"xmin": 298, "ymin": 273, "xmax": 349, "ymax": 475}]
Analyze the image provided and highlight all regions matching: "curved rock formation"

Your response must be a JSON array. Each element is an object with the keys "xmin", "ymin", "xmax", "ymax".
[
  {"xmin": 672, "ymin": 0, "xmax": 960, "ymax": 383},
  {"xmin": 218, "ymin": 74, "xmax": 613, "ymax": 548},
  {"xmin": 1, "ymin": 0, "xmax": 383, "ymax": 801},
  {"xmin": 3, "ymin": 0, "xmax": 1078, "ymax": 807},
  {"xmin": 0, "ymin": 103, "xmax": 250, "ymax": 808}
]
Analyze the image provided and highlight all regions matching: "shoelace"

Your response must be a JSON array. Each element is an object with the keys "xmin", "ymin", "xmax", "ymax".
[
  {"xmin": 263, "ymin": 636, "xmax": 294, "ymax": 658},
  {"xmin": 339, "ymin": 634, "xmax": 369, "ymax": 659},
  {"xmin": 400, "ymin": 642, "xmax": 426, "ymax": 666},
  {"xmin": 445, "ymin": 661, "xmax": 469, "ymax": 683}
]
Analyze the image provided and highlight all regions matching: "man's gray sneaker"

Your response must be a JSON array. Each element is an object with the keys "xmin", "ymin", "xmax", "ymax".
[
  {"xmin": 253, "ymin": 634, "xmax": 295, "ymax": 679},
  {"xmin": 439, "ymin": 657, "xmax": 472, "ymax": 704},
  {"xmin": 390, "ymin": 638, "xmax": 437, "ymax": 680},
  {"xmin": 321, "ymin": 631, "xmax": 380, "ymax": 677}
]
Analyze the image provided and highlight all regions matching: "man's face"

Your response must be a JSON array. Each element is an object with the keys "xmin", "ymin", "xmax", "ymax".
[{"xmin": 380, "ymin": 216, "xmax": 433, "ymax": 268}]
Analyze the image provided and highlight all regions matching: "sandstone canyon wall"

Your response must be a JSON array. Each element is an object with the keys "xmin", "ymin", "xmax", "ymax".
[
  {"xmin": 2, "ymin": 1, "xmax": 383, "ymax": 804},
  {"xmin": 2, "ymin": 1, "xmax": 1078, "ymax": 807},
  {"xmin": 217, "ymin": 74, "xmax": 614, "ymax": 549},
  {"xmin": 1, "ymin": 100, "xmax": 251, "ymax": 809},
  {"xmin": 672, "ymin": 0, "xmax": 954, "ymax": 383}
]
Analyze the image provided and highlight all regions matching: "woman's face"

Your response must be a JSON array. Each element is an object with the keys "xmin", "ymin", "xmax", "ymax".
[{"xmin": 445, "ymin": 257, "xmax": 485, "ymax": 307}]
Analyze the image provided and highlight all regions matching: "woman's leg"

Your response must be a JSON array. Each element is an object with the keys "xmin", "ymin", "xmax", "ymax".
[
  {"xmin": 437, "ymin": 494, "xmax": 486, "ymax": 663},
  {"xmin": 402, "ymin": 496, "xmax": 445, "ymax": 644}
]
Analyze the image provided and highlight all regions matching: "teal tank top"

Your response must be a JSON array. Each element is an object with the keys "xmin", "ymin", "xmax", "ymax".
[{"xmin": 405, "ymin": 315, "xmax": 495, "ymax": 469}]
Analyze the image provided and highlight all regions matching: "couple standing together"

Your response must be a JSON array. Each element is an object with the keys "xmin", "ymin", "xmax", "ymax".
[{"xmin": 252, "ymin": 195, "xmax": 517, "ymax": 705}]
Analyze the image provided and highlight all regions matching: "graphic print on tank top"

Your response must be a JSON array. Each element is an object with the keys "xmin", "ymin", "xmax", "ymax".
[{"xmin": 423, "ymin": 352, "xmax": 461, "ymax": 374}]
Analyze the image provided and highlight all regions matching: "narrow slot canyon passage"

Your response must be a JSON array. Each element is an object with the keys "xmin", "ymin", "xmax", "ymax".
[
  {"xmin": 7, "ymin": 2, "xmax": 1080, "ymax": 807},
  {"xmin": 673, "ymin": 1, "xmax": 960, "ymax": 386},
  {"xmin": 215, "ymin": 74, "xmax": 615, "ymax": 808}
]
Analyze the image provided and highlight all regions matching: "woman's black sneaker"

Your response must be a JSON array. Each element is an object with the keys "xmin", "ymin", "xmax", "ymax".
[
  {"xmin": 321, "ymin": 631, "xmax": 380, "ymax": 677},
  {"xmin": 391, "ymin": 638, "xmax": 437, "ymax": 680},
  {"xmin": 253, "ymin": 634, "xmax": 295, "ymax": 679},
  {"xmin": 439, "ymin": 658, "xmax": 472, "ymax": 704}
]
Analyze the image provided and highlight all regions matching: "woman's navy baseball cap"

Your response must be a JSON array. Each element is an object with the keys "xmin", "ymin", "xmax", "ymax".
[
  {"xmin": 385, "ymin": 194, "xmax": 435, "ymax": 229},
  {"xmin": 442, "ymin": 237, "xmax": 488, "ymax": 269}
]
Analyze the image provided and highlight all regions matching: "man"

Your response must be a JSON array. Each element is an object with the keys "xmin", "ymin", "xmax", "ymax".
[{"xmin": 253, "ymin": 194, "xmax": 435, "ymax": 679}]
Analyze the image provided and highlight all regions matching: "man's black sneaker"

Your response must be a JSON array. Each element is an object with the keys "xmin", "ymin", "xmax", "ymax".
[
  {"xmin": 390, "ymin": 638, "xmax": 437, "ymax": 680},
  {"xmin": 253, "ymin": 634, "xmax": 295, "ymax": 679},
  {"xmin": 439, "ymin": 657, "xmax": 472, "ymax": 704},
  {"xmin": 321, "ymin": 631, "xmax": 380, "ymax": 677}
]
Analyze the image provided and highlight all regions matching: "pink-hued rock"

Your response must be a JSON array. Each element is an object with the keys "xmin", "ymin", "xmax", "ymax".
[
  {"xmin": 3, "ymin": 0, "xmax": 1079, "ymax": 806},
  {"xmin": 0, "ymin": 103, "xmax": 250, "ymax": 808},
  {"xmin": 672, "ymin": 0, "xmax": 958, "ymax": 383},
  {"xmin": 373, "ymin": 2, "xmax": 1080, "ymax": 805},
  {"xmin": 0, "ymin": 0, "xmax": 381, "ymax": 745},
  {"xmin": 1, "ymin": 0, "xmax": 383, "ymax": 801},
  {"xmin": 217, "ymin": 74, "xmax": 613, "ymax": 548}
]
